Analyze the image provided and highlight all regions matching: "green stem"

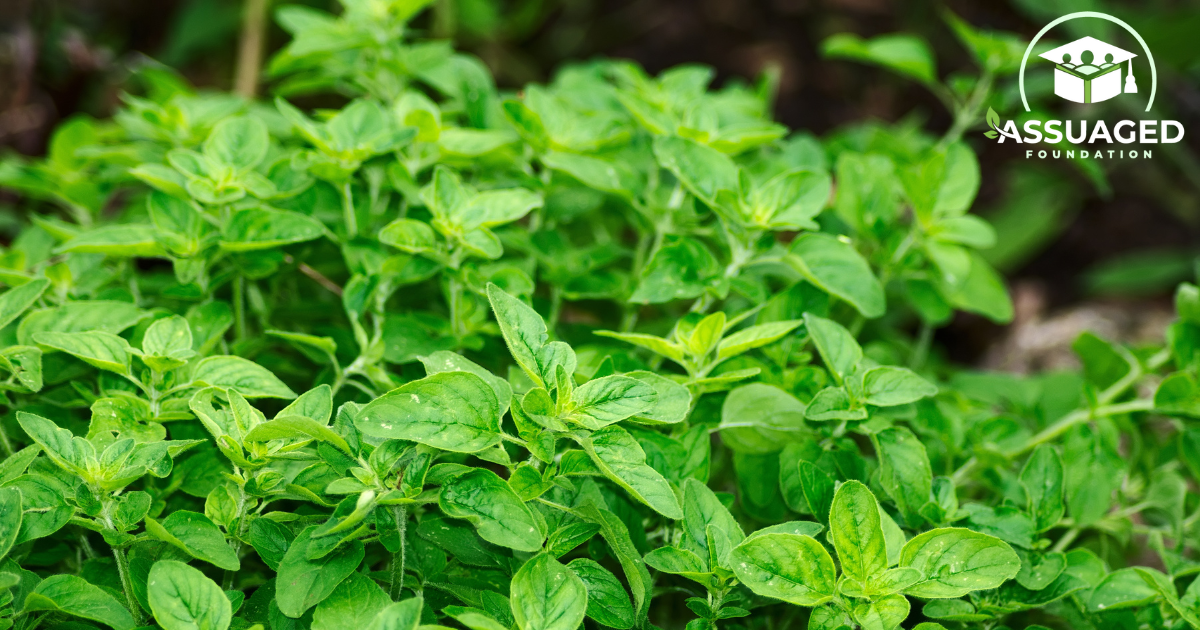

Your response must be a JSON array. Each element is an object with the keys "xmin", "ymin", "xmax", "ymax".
[
  {"xmin": 909, "ymin": 320, "xmax": 934, "ymax": 370},
  {"xmin": 224, "ymin": 473, "xmax": 251, "ymax": 591},
  {"xmin": 0, "ymin": 420, "xmax": 13, "ymax": 457},
  {"xmin": 1052, "ymin": 527, "xmax": 1081, "ymax": 553},
  {"xmin": 1014, "ymin": 399, "xmax": 1154, "ymax": 457},
  {"xmin": 951, "ymin": 399, "xmax": 1155, "ymax": 485},
  {"xmin": 233, "ymin": 274, "xmax": 247, "ymax": 342},
  {"xmin": 447, "ymin": 273, "xmax": 465, "ymax": 344},
  {"xmin": 388, "ymin": 505, "xmax": 407, "ymax": 600},
  {"xmin": 103, "ymin": 504, "xmax": 143, "ymax": 625},
  {"xmin": 939, "ymin": 69, "xmax": 994, "ymax": 148},
  {"xmin": 547, "ymin": 285, "xmax": 563, "ymax": 338},
  {"xmin": 342, "ymin": 182, "xmax": 359, "ymax": 238},
  {"xmin": 112, "ymin": 545, "xmax": 140, "ymax": 622}
]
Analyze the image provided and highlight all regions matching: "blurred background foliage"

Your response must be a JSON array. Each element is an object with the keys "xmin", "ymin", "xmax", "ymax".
[{"xmin": 1, "ymin": 0, "xmax": 1198, "ymax": 365}]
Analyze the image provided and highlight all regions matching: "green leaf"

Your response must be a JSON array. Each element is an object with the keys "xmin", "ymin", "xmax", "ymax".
[
  {"xmin": 249, "ymin": 518, "xmax": 293, "ymax": 571},
  {"xmin": 582, "ymin": 426, "xmax": 683, "ymax": 519},
  {"xmin": 245, "ymin": 415, "xmax": 353, "ymax": 455},
  {"xmin": 567, "ymin": 558, "xmax": 635, "ymax": 630},
  {"xmin": 22, "ymin": 574, "xmax": 136, "ymax": 630},
  {"xmin": 862, "ymin": 366, "xmax": 938, "ymax": 406},
  {"xmin": 822, "ymin": 33, "xmax": 937, "ymax": 84},
  {"xmin": 275, "ymin": 526, "xmax": 365, "ymax": 618},
  {"xmin": 788, "ymin": 233, "xmax": 885, "ymax": 318},
  {"xmin": 573, "ymin": 500, "xmax": 653, "ymax": 621},
  {"xmin": 205, "ymin": 116, "xmax": 270, "ymax": 171},
  {"xmin": 716, "ymin": 320, "xmax": 802, "ymax": 362},
  {"xmin": 379, "ymin": 218, "xmax": 439, "ymax": 254},
  {"xmin": 279, "ymin": 384, "xmax": 334, "ymax": 423},
  {"xmin": 1086, "ymin": 567, "xmax": 1158, "ymax": 611},
  {"xmin": 718, "ymin": 383, "xmax": 808, "ymax": 454},
  {"xmin": 900, "ymin": 528, "xmax": 1020, "ymax": 598},
  {"xmin": 592, "ymin": 331, "xmax": 685, "ymax": 364},
  {"xmin": 510, "ymin": 553, "xmax": 588, "ymax": 630},
  {"xmin": 17, "ymin": 411, "xmax": 92, "ymax": 474},
  {"xmin": 797, "ymin": 461, "xmax": 834, "ymax": 523},
  {"xmin": 142, "ymin": 315, "xmax": 195, "ymax": 371},
  {"xmin": 57, "ymin": 224, "xmax": 167, "ymax": 258},
  {"xmin": 922, "ymin": 599, "xmax": 987, "ymax": 622},
  {"xmin": 643, "ymin": 546, "xmax": 709, "ymax": 580},
  {"xmin": 942, "ymin": 252, "xmax": 1013, "ymax": 323},
  {"xmin": 419, "ymin": 351, "xmax": 512, "ymax": 416},
  {"xmin": 221, "ymin": 208, "xmax": 325, "ymax": 251},
  {"xmin": 1021, "ymin": 444, "xmax": 1064, "ymax": 533},
  {"xmin": 366, "ymin": 597, "xmax": 424, "ymax": 630},
  {"xmin": 567, "ymin": 374, "xmax": 655, "ymax": 429},
  {"xmin": 1015, "ymin": 549, "xmax": 1066, "ymax": 591},
  {"xmin": 851, "ymin": 593, "xmax": 911, "ymax": 630},
  {"xmin": 0, "ymin": 487, "xmax": 21, "ymax": 560},
  {"xmin": 651, "ymin": 135, "xmax": 738, "ymax": 205},
  {"xmin": 144, "ymin": 511, "xmax": 240, "ymax": 571},
  {"xmin": 191, "ymin": 356, "xmax": 297, "ymax": 399},
  {"xmin": 1177, "ymin": 283, "xmax": 1200, "ymax": 325},
  {"xmin": 485, "ymin": 283, "xmax": 571, "ymax": 387},
  {"xmin": 805, "ymin": 387, "xmax": 866, "ymax": 421},
  {"xmin": 147, "ymin": 560, "xmax": 231, "ymax": 630},
  {"xmin": 930, "ymin": 215, "xmax": 996, "ymax": 248},
  {"xmin": 312, "ymin": 571, "xmax": 391, "ymax": 630},
  {"xmin": 681, "ymin": 478, "xmax": 745, "ymax": 564},
  {"xmin": 458, "ymin": 188, "xmax": 543, "ymax": 230},
  {"xmin": 629, "ymin": 236, "xmax": 720, "ymax": 304},
  {"xmin": 623, "ymin": 371, "xmax": 691, "ymax": 424},
  {"xmin": 0, "ymin": 278, "xmax": 49, "ymax": 330},
  {"xmin": 18, "ymin": 300, "xmax": 145, "ymax": 345},
  {"xmin": 1157, "ymin": 372, "xmax": 1200, "ymax": 417},
  {"xmin": 830, "ymin": 480, "xmax": 888, "ymax": 587},
  {"xmin": 748, "ymin": 169, "xmax": 829, "ymax": 230},
  {"xmin": 729, "ymin": 533, "xmax": 836, "ymax": 607},
  {"xmin": 355, "ymin": 371, "xmax": 501, "ymax": 453},
  {"xmin": 7, "ymin": 472, "xmax": 73, "ymax": 543},
  {"xmin": 803, "ymin": 313, "xmax": 862, "ymax": 381},
  {"xmin": 873, "ymin": 427, "xmax": 933, "ymax": 527},
  {"xmin": 439, "ymin": 468, "xmax": 546, "ymax": 552},
  {"xmin": 33, "ymin": 330, "xmax": 132, "ymax": 375}
]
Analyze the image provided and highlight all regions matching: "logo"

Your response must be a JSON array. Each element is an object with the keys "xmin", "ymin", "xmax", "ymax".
[
  {"xmin": 983, "ymin": 11, "xmax": 1181, "ymax": 159},
  {"xmin": 1040, "ymin": 36, "xmax": 1136, "ymax": 104}
]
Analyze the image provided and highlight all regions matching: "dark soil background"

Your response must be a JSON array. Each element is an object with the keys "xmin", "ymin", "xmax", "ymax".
[{"xmin": 3, "ymin": 0, "xmax": 1199, "ymax": 363}]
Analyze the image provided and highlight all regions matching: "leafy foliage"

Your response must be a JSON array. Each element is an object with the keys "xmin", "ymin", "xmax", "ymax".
[{"xmin": 0, "ymin": 2, "xmax": 1195, "ymax": 630}]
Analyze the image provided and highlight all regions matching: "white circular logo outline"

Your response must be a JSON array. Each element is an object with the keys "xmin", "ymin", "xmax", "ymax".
[{"xmin": 1018, "ymin": 11, "xmax": 1157, "ymax": 113}]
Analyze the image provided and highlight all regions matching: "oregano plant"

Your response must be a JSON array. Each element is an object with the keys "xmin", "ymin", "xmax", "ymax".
[{"xmin": 0, "ymin": 2, "xmax": 1197, "ymax": 630}]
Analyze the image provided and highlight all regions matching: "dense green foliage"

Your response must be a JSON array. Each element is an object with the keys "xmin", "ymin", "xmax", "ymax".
[{"xmin": 0, "ymin": 1, "xmax": 1198, "ymax": 629}]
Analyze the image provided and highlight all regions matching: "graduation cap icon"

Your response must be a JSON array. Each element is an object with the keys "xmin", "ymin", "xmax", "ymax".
[{"xmin": 1039, "ymin": 35, "xmax": 1138, "ymax": 104}]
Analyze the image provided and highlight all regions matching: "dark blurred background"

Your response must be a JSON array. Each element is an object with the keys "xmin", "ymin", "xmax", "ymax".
[{"xmin": 2, "ymin": 0, "xmax": 1200, "ymax": 366}]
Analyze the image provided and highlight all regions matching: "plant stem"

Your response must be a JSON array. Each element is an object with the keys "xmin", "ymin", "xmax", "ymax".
[
  {"xmin": 909, "ymin": 320, "xmax": 933, "ymax": 369},
  {"xmin": 112, "ymin": 545, "xmax": 140, "ymax": 621},
  {"xmin": 388, "ymin": 505, "xmax": 407, "ymax": 600},
  {"xmin": 234, "ymin": 0, "xmax": 269, "ymax": 97},
  {"xmin": 547, "ymin": 285, "xmax": 563, "ymax": 337},
  {"xmin": 447, "ymin": 274, "xmax": 464, "ymax": 343},
  {"xmin": 233, "ymin": 274, "xmax": 247, "ymax": 342},
  {"xmin": 0, "ymin": 420, "xmax": 13, "ymax": 457},
  {"xmin": 939, "ymin": 69, "xmax": 994, "ymax": 148},
  {"xmin": 342, "ymin": 182, "xmax": 359, "ymax": 238},
  {"xmin": 1052, "ymin": 527, "xmax": 1081, "ymax": 553},
  {"xmin": 225, "ymin": 470, "xmax": 250, "ymax": 590},
  {"xmin": 951, "ymin": 398, "xmax": 1155, "ymax": 485},
  {"xmin": 104, "ymin": 505, "xmax": 142, "ymax": 624}
]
